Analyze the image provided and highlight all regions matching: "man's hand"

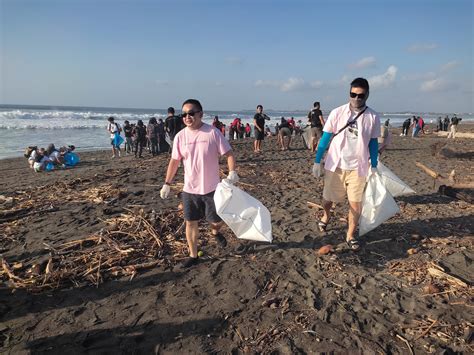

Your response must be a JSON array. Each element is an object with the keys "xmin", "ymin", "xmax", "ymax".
[
  {"xmin": 227, "ymin": 170, "xmax": 240, "ymax": 184},
  {"xmin": 312, "ymin": 163, "xmax": 323, "ymax": 178},
  {"xmin": 160, "ymin": 184, "xmax": 171, "ymax": 199}
]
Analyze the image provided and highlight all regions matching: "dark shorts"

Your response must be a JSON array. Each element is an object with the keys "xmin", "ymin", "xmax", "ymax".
[
  {"xmin": 255, "ymin": 129, "xmax": 265, "ymax": 141},
  {"xmin": 182, "ymin": 191, "xmax": 222, "ymax": 223}
]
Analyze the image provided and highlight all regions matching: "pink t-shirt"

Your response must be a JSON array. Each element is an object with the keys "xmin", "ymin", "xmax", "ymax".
[
  {"xmin": 172, "ymin": 123, "xmax": 231, "ymax": 195},
  {"xmin": 323, "ymin": 103, "xmax": 381, "ymax": 177}
]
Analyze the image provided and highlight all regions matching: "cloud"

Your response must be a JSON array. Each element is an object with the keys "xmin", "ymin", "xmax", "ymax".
[
  {"xmin": 402, "ymin": 72, "xmax": 436, "ymax": 81},
  {"xmin": 225, "ymin": 56, "xmax": 244, "ymax": 65},
  {"xmin": 280, "ymin": 77, "xmax": 306, "ymax": 92},
  {"xmin": 420, "ymin": 77, "xmax": 457, "ymax": 92},
  {"xmin": 349, "ymin": 56, "xmax": 376, "ymax": 69},
  {"xmin": 255, "ymin": 79, "xmax": 280, "ymax": 88},
  {"xmin": 368, "ymin": 66, "xmax": 398, "ymax": 88},
  {"xmin": 440, "ymin": 60, "xmax": 459, "ymax": 72},
  {"xmin": 407, "ymin": 43, "xmax": 438, "ymax": 53},
  {"xmin": 255, "ymin": 78, "xmax": 323, "ymax": 92}
]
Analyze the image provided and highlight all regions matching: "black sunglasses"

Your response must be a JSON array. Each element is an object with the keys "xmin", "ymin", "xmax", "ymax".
[
  {"xmin": 181, "ymin": 110, "xmax": 201, "ymax": 117},
  {"xmin": 350, "ymin": 92, "xmax": 366, "ymax": 99}
]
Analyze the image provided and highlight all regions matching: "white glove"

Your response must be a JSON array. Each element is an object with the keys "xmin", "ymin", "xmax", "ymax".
[
  {"xmin": 227, "ymin": 170, "xmax": 240, "ymax": 184},
  {"xmin": 160, "ymin": 184, "xmax": 170, "ymax": 199},
  {"xmin": 312, "ymin": 163, "xmax": 323, "ymax": 178}
]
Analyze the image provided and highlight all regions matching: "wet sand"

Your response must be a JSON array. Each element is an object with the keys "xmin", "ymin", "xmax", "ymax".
[{"xmin": 1, "ymin": 124, "xmax": 473, "ymax": 354}]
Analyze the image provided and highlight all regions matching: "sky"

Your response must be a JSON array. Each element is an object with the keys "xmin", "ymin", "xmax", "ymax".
[{"xmin": 1, "ymin": 0, "xmax": 473, "ymax": 113}]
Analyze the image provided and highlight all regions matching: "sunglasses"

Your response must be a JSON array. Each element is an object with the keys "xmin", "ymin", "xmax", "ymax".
[
  {"xmin": 181, "ymin": 110, "xmax": 201, "ymax": 117},
  {"xmin": 350, "ymin": 92, "xmax": 366, "ymax": 99}
]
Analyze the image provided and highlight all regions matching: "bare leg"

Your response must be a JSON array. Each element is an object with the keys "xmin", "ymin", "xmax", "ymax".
[
  {"xmin": 185, "ymin": 220, "xmax": 199, "ymax": 257},
  {"xmin": 322, "ymin": 199, "xmax": 332, "ymax": 224},
  {"xmin": 347, "ymin": 200, "xmax": 362, "ymax": 241},
  {"xmin": 210, "ymin": 221, "xmax": 223, "ymax": 235}
]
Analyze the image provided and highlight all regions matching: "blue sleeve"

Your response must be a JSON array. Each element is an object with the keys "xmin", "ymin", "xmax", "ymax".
[
  {"xmin": 315, "ymin": 132, "xmax": 332, "ymax": 163},
  {"xmin": 369, "ymin": 138, "xmax": 378, "ymax": 168}
]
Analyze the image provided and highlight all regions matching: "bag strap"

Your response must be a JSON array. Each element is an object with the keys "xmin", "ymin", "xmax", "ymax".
[{"xmin": 333, "ymin": 106, "xmax": 368, "ymax": 138}]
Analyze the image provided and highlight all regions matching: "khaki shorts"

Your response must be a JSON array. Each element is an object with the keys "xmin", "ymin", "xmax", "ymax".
[
  {"xmin": 323, "ymin": 168, "xmax": 366, "ymax": 203},
  {"xmin": 310, "ymin": 127, "xmax": 322, "ymax": 139},
  {"xmin": 279, "ymin": 127, "xmax": 291, "ymax": 137}
]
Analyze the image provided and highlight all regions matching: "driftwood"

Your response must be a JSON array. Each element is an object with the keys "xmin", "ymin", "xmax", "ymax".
[
  {"xmin": 415, "ymin": 162, "xmax": 441, "ymax": 179},
  {"xmin": 438, "ymin": 185, "xmax": 473, "ymax": 203},
  {"xmin": 307, "ymin": 201, "xmax": 324, "ymax": 210},
  {"xmin": 427, "ymin": 267, "xmax": 470, "ymax": 288},
  {"xmin": 415, "ymin": 162, "xmax": 474, "ymax": 202}
]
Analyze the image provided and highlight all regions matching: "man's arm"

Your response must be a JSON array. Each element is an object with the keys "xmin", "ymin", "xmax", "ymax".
[
  {"xmin": 319, "ymin": 114, "xmax": 325, "ymax": 126},
  {"xmin": 315, "ymin": 132, "xmax": 333, "ymax": 163},
  {"xmin": 254, "ymin": 118, "xmax": 262, "ymax": 132},
  {"xmin": 224, "ymin": 150, "xmax": 236, "ymax": 171},
  {"xmin": 164, "ymin": 158, "xmax": 180, "ymax": 185},
  {"xmin": 368, "ymin": 138, "xmax": 379, "ymax": 168}
]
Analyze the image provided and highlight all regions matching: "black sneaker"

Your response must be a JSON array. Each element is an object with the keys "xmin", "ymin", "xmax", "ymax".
[
  {"xmin": 180, "ymin": 257, "xmax": 199, "ymax": 269},
  {"xmin": 214, "ymin": 233, "xmax": 227, "ymax": 247}
]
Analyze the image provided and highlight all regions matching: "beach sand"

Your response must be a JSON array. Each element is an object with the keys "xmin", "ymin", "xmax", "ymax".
[{"xmin": 1, "ymin": 125, "xmax": 473, "ymax": 353}]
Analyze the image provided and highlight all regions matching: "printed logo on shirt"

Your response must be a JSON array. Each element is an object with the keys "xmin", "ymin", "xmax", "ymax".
[{"xmin": 347, "ymin": 119, "xmax": 358, "ymax": 137}]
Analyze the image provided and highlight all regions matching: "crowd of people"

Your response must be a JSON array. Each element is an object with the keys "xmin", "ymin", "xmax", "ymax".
[
  {"xmin": 400, "ymin": 114, "xmax": 462, "ymax": 139},
  {"xmin": 24, "ymin": 144, "xmax": 77, "ymax": 172},
  {"xmin": 106, "ymin": 107, "xmax": 185, "ymax": 159}
]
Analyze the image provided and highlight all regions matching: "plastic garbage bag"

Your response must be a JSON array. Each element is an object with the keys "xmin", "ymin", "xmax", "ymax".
[
  {"xmin": 301, "ymin": 126, "xmax": 313, "ymax": 150},
  {"xmin": 214, "ymin": 180, "xmax": 272, "ymax": 242},
  {"xmin": 359, "ymin": 173, "xmax": 399, "ymax": 236},
  {"xmin": 378, "ymin": 162, "xmax": 415, "ymax": 197},
  {"xmin": 64, "ymin": 152, "xmax": 80, "ymax": 166},
  {"xmin": 113, "ymin": 132, "xmax": 124, "ymax": 147},
  {"xmin": 45, "ymin": 162, "xmax": 55, "ymax": 172}
]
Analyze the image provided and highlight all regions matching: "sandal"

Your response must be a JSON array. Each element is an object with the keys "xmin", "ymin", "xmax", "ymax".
[
  {"xmin": 346, "ymin": 238, "xmax": 360, "ymax": 251},
  {"xmin": 318, "ymin": 220, "xmax": 328, "ymax": 232}
]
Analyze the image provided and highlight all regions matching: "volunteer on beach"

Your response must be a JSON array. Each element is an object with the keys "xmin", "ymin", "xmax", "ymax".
[
  {"xmin": 160, "ymin": 99, "xmax": 239, "ymax": 268},
  {"xmin": 312, "ymin": 78, "xmax": 380, "ymax": 250}
]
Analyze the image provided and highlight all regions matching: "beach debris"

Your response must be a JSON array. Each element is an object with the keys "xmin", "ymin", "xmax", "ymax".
[
  {"xmin": 0, "ymin": 209, "xmax": 188, "ymax": 291},
  {"xmin": 306, "ymin": 201, "xmax": 324, "ymax": 210},
  {"xmin": 317, "ymin": 245, "xmax": 333, "ymax": 256},
  {"xmin": 415, "ymin": 161, "xmax": 474, "ymax": 190},
  {"xmin": 427, "ymin": 267, "xmax": 469, "ymax": 288},
  {"xmin": 424, "ymin": 282, "xmax": 441, "ymax": 295}
]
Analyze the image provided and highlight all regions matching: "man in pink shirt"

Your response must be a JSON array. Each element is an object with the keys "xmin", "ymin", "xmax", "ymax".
[
  {"xmin": 160, "ymin": 99, "xmax": 239, "ymax": 268},
  {"xmin": 312, "ymin": 78, "xmax": 380, "ymax": 250}
]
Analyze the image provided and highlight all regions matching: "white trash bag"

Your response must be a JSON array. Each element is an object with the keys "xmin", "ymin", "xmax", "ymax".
[
  {"xmin": 378, "ymin": 162, "xmax": 415, "ymax": 197},
  {"xmin": 359, "ymin": 173, "xmax": 400, "ymax": 237},
  {"xmin": 214, "ymin": 180, "xmax": 272, "ymax": 242}
]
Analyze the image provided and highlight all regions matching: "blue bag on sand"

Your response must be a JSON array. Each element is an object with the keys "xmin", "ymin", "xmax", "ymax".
[
  {"xmin": 45, "ymin": 162, "xmax": 55, "ymax": 172},
  {"xmin": 64, "ymin": 152, "xmax": 80, "ymax": 166},
  {"xmin": 114, "ymin": 132, "xmax": 124, "ymax": 147}
]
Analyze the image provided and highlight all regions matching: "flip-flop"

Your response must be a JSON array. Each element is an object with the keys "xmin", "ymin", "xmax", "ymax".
[
  {"xmin": 346, "ymin": 238, "xmax": 360, "ymax": 251},
  {"xmin": 318, "ymin": 220, "xmax": 328, "ymax": 232}
]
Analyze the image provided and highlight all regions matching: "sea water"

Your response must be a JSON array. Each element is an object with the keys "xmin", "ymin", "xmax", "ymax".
[{"xmin": 0, "ymin": 104, "xmax": 472, "ymax": 159}]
